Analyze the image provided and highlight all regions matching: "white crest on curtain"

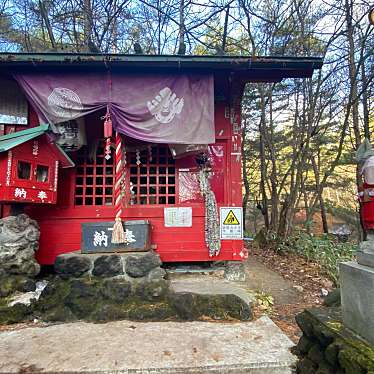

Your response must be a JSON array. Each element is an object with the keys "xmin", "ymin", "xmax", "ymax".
[
  {"xmin": 48, "ymin": 87, "xmax": 83, "ymax": 119},
  {"xmin": 147, "ymin": 87, "xmax": 184, "ymax": 124}
]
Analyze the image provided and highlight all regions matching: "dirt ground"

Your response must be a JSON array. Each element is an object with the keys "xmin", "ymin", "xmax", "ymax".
[{"xmin": 246, "ymin": 245, "xmax": 334, "ymax": 343}]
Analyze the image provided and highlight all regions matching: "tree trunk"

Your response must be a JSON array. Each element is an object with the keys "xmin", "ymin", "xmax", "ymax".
[
  {"xmin": 345, "ymin": 0, "xmax": 365, "ymax": 240},
  {"xmin": 268, "ymin": 88, "xmax": 278, "ymax": 231},
  {"xmin": 242, "ymin": 124, "xmax": 250, "ymax": 232},
  {"xmin": 221, "ymin": 4, "xmax": 230, "ymax": 52},
  {"xmin": 177, "ymin": 0, "xmax": 185, "ymax": 55},
  {"xmin": 38, "ymin": 0, "xmax": 56, "ymax": 49},
  {"xmin": 361, "ymin": 57, "xmax": 370, "ymax": 140},
  {"xmin": 83, "ymin": 0, "xmax": 93, "ymax": 51},
  {"xmin": 259, "ymin": 88, "xmax": 270, "ymax": 230}
]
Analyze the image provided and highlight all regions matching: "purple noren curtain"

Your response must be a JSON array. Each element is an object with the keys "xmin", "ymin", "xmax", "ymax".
[{"xmin": 15, "ymin": 73, "xmax": 215, "ymax": 145}]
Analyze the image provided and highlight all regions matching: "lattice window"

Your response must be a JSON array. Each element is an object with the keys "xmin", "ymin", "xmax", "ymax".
[
  {"xmin": 129, "ymin": 146, "xmax": 176, "ymax": 205},
  {"xmin": 74, "ymin": 141, "xmax": 114, "ymax": 206}
]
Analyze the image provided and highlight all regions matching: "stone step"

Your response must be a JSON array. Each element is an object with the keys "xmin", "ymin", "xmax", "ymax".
[
  {"xmin": 169, "ymin": 279, "xmax": 254, "ymax": 321},
  {"xmin": 0, "ymin": 316, "xmax": 296, "ymax": 373},
  {"xmin": 171, "ymin": 278, "xmax": 254, "ymax": 308}
]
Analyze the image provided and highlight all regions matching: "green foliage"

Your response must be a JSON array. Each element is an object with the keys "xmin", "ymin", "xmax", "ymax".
[
  {"xmin": 255, "ymin": 291, "xmax": 274, "ymax": 313},
  {"xmin": 272, "ymin": 231, "xmax": 356, "ymax": 285}
]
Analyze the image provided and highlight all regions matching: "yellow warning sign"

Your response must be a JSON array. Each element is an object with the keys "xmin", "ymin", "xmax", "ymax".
[{"xmin": 223, "ymin": 210, "xmax": 240, "ymax": 225}]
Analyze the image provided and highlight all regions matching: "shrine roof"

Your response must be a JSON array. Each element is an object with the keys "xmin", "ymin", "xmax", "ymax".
[
  {"xmin": 0, "ymin": 52, "xmax": 323, "ymax": 80},
  {"xmin": 0, "ymin": 124, "xmax": 74, "ymax": 167},
  {"xmin": 0, "ymin": 124, "xmax": 49, "ymax": 152}
]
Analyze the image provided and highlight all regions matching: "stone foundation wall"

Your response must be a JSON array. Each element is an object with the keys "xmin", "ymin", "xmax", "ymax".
[
  {"xmin": 54, "ymin": 251, "xmax": 165, "ymax": 280},
  {"xmin": 295, "ymin": 308, "xmax": 374, "ymax": 374},
  {"xmin": 0, "ymin": 276, "xmax": 252, "ymax": 324},
  {"xmin": 0, "ymin": 251, "xmax": 252, "ymax": 324}
]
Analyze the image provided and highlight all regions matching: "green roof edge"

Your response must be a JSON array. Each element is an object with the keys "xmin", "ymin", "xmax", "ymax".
[
  {"xmin": 0, "ymin": 123, "xmax": 75, "ymax": 167},
  {"xmin": 0, "ymin": 123, "xmax": 49, "ymax": 141}
]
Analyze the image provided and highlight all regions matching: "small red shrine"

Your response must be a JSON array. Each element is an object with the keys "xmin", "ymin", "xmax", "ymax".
[
  {"xmin": 0, "ymin": 53, "xmax": 322, "ymax": 266},
  {"xmin": 0, "ymin": 124, "xmax": 74, "ymax": 205}
]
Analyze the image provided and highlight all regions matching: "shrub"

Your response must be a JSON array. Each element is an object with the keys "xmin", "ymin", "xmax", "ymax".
[{"xmin": 274, "ymin": 231, "xmax": 356, "ymax": 285}]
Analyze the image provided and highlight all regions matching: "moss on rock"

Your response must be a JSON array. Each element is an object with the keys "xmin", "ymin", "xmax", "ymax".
[
  {"xmin": 0, "ymin": 303, "xmax": 32, "ymax": 324},
  {"xmin": 194, "ymin": 294, "xmax": 252, "ymax": 320},
  {"xmin": 296, "ymin": 311, "xmax": 315, "ymax": 338},
  {"xmin": 100, "ymin": 278, "xmax": 132, "ymax": 303},
  {"xmin": 168, "ymin": 292, "xmax": 252, "ymax": 321},
  {"xmin": 296, "ymin": 336, "xmax": 315, "ymax": 355},
  {"xmin": 0, "ymin": 274, "xmax": 253, "ymax": 324},
  {"xmin": 296, "ymin": 308, "xmax": 374, "ymax": 374},
  {"xmin": 296, "ymin": 357, "xmax": 317, "ymax": 374},
  {"xmin": 313, "ymin": 322, "xmax": 335, "ymax": 347},
  {"xmin": 65, "ymin": 278, "xmax": 101, "ymax": 319},
  {"xmin": 36, "ymin": 277, "xmax": 71, "ymax": 312},
  {"xmin": 324, "ymin": 341, "xmax": 341, "ymax": 366},
  {"xmin": 126, "ymin": 300, "xmax": 176, "ymax": 321},
  {"xmin": 316, "ymin": 359, "xmax": 336, "ymax": 374},
  {"xmin": 42, "ymin": 306, "xmax": 77, "ymax": 322},
  {"xmin": 134, "ymin": 280, "xmax": 169, "ymax": 302},
  {"xmin": 0, "ymin": 276, "xmax": 36, "ymax": 298},
  {"xmin": 307, "ymin": 344, "xmax": 324, "ymax": 364},
  {"xmin": 338, "ymin": 348, "xmax": 366, "ymax": 374},
  {"xmin": 89, "ymin": 304, "xmax": 129, "ymax": 322}
]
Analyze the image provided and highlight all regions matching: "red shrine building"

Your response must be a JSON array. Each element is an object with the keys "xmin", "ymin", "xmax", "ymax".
[{"xmin": 0, "ymin": 53, "xmax": 322, "ymax": 266}]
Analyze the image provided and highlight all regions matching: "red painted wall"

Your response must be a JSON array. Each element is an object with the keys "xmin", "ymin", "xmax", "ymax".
[{"xmin": 12, "ymin": 103, "xmax": 245, "ymax": 265}]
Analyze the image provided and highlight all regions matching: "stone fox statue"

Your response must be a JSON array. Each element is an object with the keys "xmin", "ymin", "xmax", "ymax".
[{"xmin": 0, "ymin": 214, "xmax": 40, "ymax": 277}]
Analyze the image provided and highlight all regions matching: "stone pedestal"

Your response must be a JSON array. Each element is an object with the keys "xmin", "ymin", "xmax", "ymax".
[
  {"xmin": 356, "ymin": 235, "xmax": 374, "ymax": 268},
  {"xmin": 340, "ymin": 261, "xmax": 374, "ymax": 345}
]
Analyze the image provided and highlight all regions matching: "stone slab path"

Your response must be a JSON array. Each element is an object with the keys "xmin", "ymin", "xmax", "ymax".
[{"xmin": 0, "ymin": 316, "xmax": 296, "ymax": 373}]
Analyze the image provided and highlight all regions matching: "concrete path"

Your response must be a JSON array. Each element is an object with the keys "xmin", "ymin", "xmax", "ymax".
[{"xmin": 0, "ymin": 317, "xmax": 296, "ymax": 373}]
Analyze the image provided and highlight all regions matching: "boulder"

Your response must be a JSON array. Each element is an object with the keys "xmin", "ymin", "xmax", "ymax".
[
  {"xmin": 0, "ymin": 214, "xmax": 40, "ymax": 277},
  {"xmin": 0, "ymin": 303, "xmax": 32, "ymax": 324},
  {"xmin": 126, "ymin": 302, "xmax": 175, "ymax": 321},
  {"xmin": 296, "ymin": 335, "xmax": 315, "ymax": 355},
  {"xmin": 296, "ymin": 357, "xmax": 317, "ymax": 374},
  {"xmin": 125, "ymin": 251, "xmax": 162, "ymax": 278},
  {"xmin": 324, "ymin": 342, "xmax": 340, "ymax": 367},
  {"xmin": 168, "ymin": 292, "xmax": 196, "ymax": 320},
  {"xmin": 134, "ymin": 280, "xmax": 169, "ymax": 301},
  {"xmin": 101, "ymin": 278, "xmax": 131, "ymax": 303},
  {"xmin": 0, "ymin": 276, "xmax": 36, "ymax": 297},
  {"xmin": 92, "ymin": 255, "xmax": 123, "ymax": 277},
  {"xmin": 338, "ymin": 349, "xmax": 366, "ymax": 374},
  {"xmin": 42, "ymin": 306, "xmax": 76, "ymax": 322},
  {"xmin": 308, "ymin": 344, "xmax": 324, "ymax": 365},
  {"xmin": 316, "ymin": 360, "xmax": 335, "ymax": 374},
  {"xmin": 37, "ymin": 278, "xmax": 71, "ymax": 312},
  {"xmin": 55, "ymin": 253, "xmax": 92, "ymax": 278},
  {"xmin": 168, "ymin": 292, "xmax": 252, "ymax": 321},
  {"xmin": 323, "ymin": 288, "xmax": 341, "ymax": 307},
  {"xmin": 296, "ymin": 311, "xmax": 315, "ymax": 338},
  {"xmin": 65, "ymin": 279, "xmax": 100, "ymax": 318},
  {"xmin": 90, "ymin": 304, "xmax": 128, "ymax": 322},
  {"xmin": 147, "ymin": 267, "xmax": 167, "ymax": 281}
]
